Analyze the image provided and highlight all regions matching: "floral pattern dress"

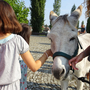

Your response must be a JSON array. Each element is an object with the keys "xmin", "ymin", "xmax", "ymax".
[{"xmin": 19, "ymin": 59, "xmax": 27, "ymax": 90}]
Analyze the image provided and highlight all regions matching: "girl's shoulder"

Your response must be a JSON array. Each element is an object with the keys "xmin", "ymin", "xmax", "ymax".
[
  {"xmin": 0, "ymin": 34, "xmax": 29, "ymax": 54},
  {"xmin": 0, "ymin": 34, "xmax": 27, "ymax": 46},
  {"xmin": 14, "ymin": 34, "xmax": 28, "ymax": 44}
]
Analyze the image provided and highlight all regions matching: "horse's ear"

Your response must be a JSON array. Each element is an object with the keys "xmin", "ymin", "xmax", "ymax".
[
  {"xmin": 49, "ymin": 11, "xmax": 58, "ymax": 26},
  {"xmin": 68, "ymin": 5, "xmax": 83, "ymax": 26}
]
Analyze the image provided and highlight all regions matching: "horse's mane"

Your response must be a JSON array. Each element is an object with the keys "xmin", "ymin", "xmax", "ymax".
[{"xmin": 54, "ymin": 14, "xmax": 69, "ymax": 25}]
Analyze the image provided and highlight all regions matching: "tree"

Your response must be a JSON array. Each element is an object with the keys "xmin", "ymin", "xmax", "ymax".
[
  {"xmin": 77, "ymin": 21, "xmax": 79, "ymax": 29},
  {"xmin": 86, "ymin": 17, "xmax": 90, "ymax": 33},
  {"xmin": 81, "ymin": 21, "xmax": 84, "ymax": 26},
  {"xmin": 30, "ymin": 0, "xmax": 46, "ymax": 33},
  {"xmin": 81, "ymin": 21, "xmax": 84, "ymax": 29},
  {"xmin": 53, "ymin": 0, "xmax": 61, "ymax": 16},
  {"xmin": 4, "ymin": 0, "xmax": 29, "ymax": 24},
  {"xmin": 71, "ymin": 4, "xmax": 76, "ymax": 14}
]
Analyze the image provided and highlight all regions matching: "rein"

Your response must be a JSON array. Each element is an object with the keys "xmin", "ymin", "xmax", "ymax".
[{"xmin": 73, "ymin": 74, "xmax": 90, "ymax": 84}]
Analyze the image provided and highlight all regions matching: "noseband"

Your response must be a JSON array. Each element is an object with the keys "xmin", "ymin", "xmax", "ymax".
[
  {"xmin": 53, "ymin": 38, "xmax": 82, "ymax": 60},
  {"xmin": 53, "ymin": 44, "xmax": 79, "ymax": 60}
]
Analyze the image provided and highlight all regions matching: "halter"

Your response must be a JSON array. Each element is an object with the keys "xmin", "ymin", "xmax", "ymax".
[
  {"xmin": 53, "ymin": 38, "xmax": 83, "ymax": 80},
  {"xmin": 53, "ymin": 44, "xmax": 79, "ymax": 60},
  {"xmin": 53, "ymin": 38, "xmax": 82, "ymax": 60}
]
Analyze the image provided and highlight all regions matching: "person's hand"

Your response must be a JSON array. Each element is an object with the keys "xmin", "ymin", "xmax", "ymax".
[
  {"xmin": 69, "ymin": 52, "xmax": 84, "ymax": 70},
  {"xmin": 46, "ymin": 49, "xmax": 53, "ymax": 57}
]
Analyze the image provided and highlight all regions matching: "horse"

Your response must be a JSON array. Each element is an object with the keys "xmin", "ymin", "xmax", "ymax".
[{"xmin": 47, "ymin": 5, "xmax": 90, "ymax": 90}]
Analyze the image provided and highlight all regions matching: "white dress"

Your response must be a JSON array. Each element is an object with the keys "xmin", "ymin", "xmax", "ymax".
[{"xmin": 0, "ymin": 34, "xmax": 29, "ymax": 90}]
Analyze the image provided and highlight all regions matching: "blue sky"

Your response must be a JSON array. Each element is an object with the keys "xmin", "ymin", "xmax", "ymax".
[{"xmin": 24, "ymin": 0, "xmax": 87, "ymax": 27}]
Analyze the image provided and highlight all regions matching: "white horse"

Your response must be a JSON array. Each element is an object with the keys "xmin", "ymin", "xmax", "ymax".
[{"xmin": 47, "ymin": 5, "xmax": 90, "ymax": 90}]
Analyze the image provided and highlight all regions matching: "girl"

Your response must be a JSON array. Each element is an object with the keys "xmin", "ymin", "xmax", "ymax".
[
  {"xmin": 0, "ymin": 1, "xmax": 52, "ymax": 90},
  {"xmin": 18, "ymin": 23, "xmax": 32, "ymax": 90}
]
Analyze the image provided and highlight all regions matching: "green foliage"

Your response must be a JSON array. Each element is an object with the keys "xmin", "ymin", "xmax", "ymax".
[
  {"xmin": 81, "ymin": 21, "xmax": 84, "ymax": 26},
  {"xmin": 30, "ymin": 0, "xmax": 46, "ymax": 33},
  {"xmin": 71, "ymin": 4, "xmax": 76, "ymax": 14},
  {"xmin": 76, "ymin": 21, "xmax": 79, "ymax": 29},
  {"xmin": 4, "ymin": 0, "xmax": 29, "ymax": 24},
  {"xmin": 49, "ymin": 21, "xmax": 52, "ymax": 29},
  {"xmin": 53, "ymin": 0, "xmax": 61, "ymax": 16},
  {"xmin": 86, "ymin": 17, "xmax": 90, "ymax": 33}
]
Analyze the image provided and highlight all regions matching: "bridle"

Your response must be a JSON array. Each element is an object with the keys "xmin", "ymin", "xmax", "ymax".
[
  {"xmin": 52, "ymin": 37, "xmax": 83, "ymax": 80},
  {"xmin": 53, "ymin": 38, "xmax": 83, "ymax": 60},
  {"xmin": 52, "ymin": 38, "xmax": 90, "ymax": 84},
  {"xmin": 53, "ymin": 44, "xmax": 79, "ymax": 60}
]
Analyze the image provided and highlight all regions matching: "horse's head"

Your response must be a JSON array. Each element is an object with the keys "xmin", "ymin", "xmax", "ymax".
[{"xmin": 47, "ymin": 5, "xmax": 82, "ymax": 80}]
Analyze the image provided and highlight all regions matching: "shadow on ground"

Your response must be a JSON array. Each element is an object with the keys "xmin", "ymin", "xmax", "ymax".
[
  {"xmin": 27, "ymin": 81, "xmax": 77, "ymax": 90},
  {"xmin": 39, "ymin": 43, "xmax": 50, "ymax": 45},
  {"xmin": 27, "ymin": 82, "xmax": 61, "ymax": 90}
]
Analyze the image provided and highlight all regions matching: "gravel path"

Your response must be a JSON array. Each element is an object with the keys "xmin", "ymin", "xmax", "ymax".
[{"xmin": 27, "ymin": 35, "xmax": 89, "ymax": 90}]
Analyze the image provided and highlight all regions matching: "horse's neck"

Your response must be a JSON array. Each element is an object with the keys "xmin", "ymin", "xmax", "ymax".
[
  {"xmin": 76, "ymin": 33, "xmax": 90, "ymax": 72},
  {"xmin": 78, "ymin": 33, "xmax": 90, "ymax": 50}
]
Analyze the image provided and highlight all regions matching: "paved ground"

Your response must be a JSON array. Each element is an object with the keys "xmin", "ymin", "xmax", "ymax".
[{"xmin": 27, "ymin": 35, "xmax": 89, "ymax": 90}]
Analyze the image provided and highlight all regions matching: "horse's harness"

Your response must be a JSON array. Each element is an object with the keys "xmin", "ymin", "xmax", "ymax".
[
  {"xmin": 53, "ymin": 37, "xmax": 90, "ymax": 84},
  {"xmin": 53, "ymin": 37, "xmax": 82, "ymax": 60}
]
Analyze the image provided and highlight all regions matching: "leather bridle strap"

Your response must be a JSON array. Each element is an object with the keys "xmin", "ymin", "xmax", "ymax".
[
  {"xmin": 53, "ymin": 51, "xmax": 72, "ymax": 60},
  {"xmin": 53, "ymin": 37, "xmax": 82, "ymax": 60},
  {"xmin": 53, "ymin": 44, "xmax": 79, "ymax": 60}
]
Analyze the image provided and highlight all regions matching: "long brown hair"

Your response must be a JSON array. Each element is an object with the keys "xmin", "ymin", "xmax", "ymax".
[
  {"xmin": 82, "ymin": 0, "xmax": 90, "ymax": 17},
  {"xmin": 85, "ymin": 0, "xmax": 90, "ymax": 17},
  {"xmin": 0, "ymin": 1, "xmax": 22, "ymax": 34},
  {"xmin": 17, "ymin": 23, "xmax": 32, "ymax": 44}
]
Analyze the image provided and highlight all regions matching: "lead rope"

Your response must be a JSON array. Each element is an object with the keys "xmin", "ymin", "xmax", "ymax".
[{"xmin": 73, "ymin": 74, "xmax": 90, "ymax": 84}]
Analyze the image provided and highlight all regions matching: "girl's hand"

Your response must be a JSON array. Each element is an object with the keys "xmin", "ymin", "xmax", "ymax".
[{"xmin": 46, "ymin": 49, "xmax": 53, "ymax": 57}]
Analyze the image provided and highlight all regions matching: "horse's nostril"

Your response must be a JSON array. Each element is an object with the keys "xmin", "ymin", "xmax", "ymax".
[
  {"xmin": 53, "ymin": 69, "xmax": 65, "ymax": 80},
  {"xmin": 61, "ymin": 69, "xmax": 65, "ymax": 75}
]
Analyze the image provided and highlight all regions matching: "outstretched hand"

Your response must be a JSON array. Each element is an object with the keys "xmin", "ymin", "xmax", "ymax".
[
  {"xmin": 69, "ymin": 52, "xmax": 84, "ymax": 70},
  {"xmin": 69, "ymin": 56, "xmax": 79, "ymax": 70},
  {"xmin": 46, "ymin": 49, "xmax": 53, "ymax": 57}
]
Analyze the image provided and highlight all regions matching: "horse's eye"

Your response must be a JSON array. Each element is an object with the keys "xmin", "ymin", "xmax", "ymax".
[
  {"xmin": 49, "ymin": 38, "xmax": 52, "ymax": 42},
  {"xmin": 72, "ymin": 29, "xmax": 74, "ymax": 31},
  {"xmin": 70, "ymin": 37, "xmax": 75, "ymax": 41}
]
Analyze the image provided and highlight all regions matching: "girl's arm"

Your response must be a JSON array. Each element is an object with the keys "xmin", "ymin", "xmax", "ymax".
[{"xmin": 21, "ymin": 49, "xmax": 52, "ymax": 72}]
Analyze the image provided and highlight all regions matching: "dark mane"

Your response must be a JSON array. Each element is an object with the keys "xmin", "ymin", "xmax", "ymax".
[{"xmin": 55, "ymin": 14, "xmax": 69, "ymax": 24}]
